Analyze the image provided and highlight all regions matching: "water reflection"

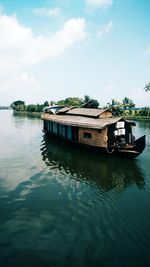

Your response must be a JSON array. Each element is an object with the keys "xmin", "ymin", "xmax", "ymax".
[
  {"xmin": 41, "ymin": 135, "xmax": 145, "ymax": 192},
  {"xmin": 13, "ymin": 111, "xmax": 41, "ymax": 119}
]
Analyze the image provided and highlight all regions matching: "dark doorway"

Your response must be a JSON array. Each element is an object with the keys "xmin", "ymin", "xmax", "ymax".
[
  {"xmin": 72, "ymin": 127, "xmax": 79, "ymax": 142},
  {"xmin": 108, "ymin": 125, "xmax": 115, "ymax": 146}
]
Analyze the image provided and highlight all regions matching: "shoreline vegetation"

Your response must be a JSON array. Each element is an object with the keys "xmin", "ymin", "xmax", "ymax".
[{"xmin": 1, "ymin": 95, "xmax": 150, "ymax": 121}]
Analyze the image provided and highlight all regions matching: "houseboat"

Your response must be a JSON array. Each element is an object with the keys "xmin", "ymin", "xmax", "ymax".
[{"xmin": 41, "ymin": 106, "xmax": 146, "ymax": 158}]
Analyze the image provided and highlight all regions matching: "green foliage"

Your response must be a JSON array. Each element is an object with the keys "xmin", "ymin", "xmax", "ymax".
[
  {"xmin": 84, "ymin": 95, "xmax": 91, "ymax": 103},
  {"xmin": 57, "ymin": 95, "xmax": 99, "ymax": 108},
  {"xmin": 107, "ymin": 99, "xmax": 122, "ymax": 116},
  {"xmin": 11, "ymin": 100, "xmax": 25, "ymax": 110},
  {"xmin": 50, "ymin": 101, "xmax": 55, "ymax": 106},
  {"xmin": 144, "ymin": 82, "xmax": 150, "ymax": 92},
  {"xmin": 122, "ymin": 97, "xmax": 135, "ymax": 109},
  {"xmin": 15, "ymin": 104, "xmax": 27, "ymax": 112},
  {"xmin": 0, "ymin": 106, "xmax": 10, "ymax": 110},
  {"xmin": 11, "ymin": 100, "xmax": 47, "ymax": 113},
  {"xmin": 112, "ymin": 107, "xmax": 124, "ymax": 116},
  {"xmin": 57, "ymin": 97, "xmax": 83, "ymax": 107},
  {"xmin": 57, "ymin": 100, "xmax": 65, "ymax": 106},
  {"xmin": 44, "ymin": 101, "xmax": 49, "ymax": 107},
  {"xmin": 83, "ymin": 99, "xmax": 99, "ymax": 109},
  {"xmin": 10, "ymin": 95, "xmax": 150, "ymax": 118},
  {"xmin": 82, "ymin": 95, "xmax": 99, "ymax": 109},
  {"xmin": 107, "ymin": 97, "xmax": 136, "ymax": 116},
  {"xmin": 107, "ymin": 99, "xmax": 121, "ymax": 108},
  {"xmin": 138, "ymin": 107, "xmax": 149, "ymax": 116}
]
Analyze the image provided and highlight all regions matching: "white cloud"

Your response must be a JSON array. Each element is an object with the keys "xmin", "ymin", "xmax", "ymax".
[
  {"xmin": 33, "ymin": 7, "xmax": 61, "ymax": 17},
  {"xmin": 0, "ymin": 69, "xmax": 43, "ymax": 105},
  {"xmin": 0, "ymin": 14, "xmax": 87, "ymax": 64},
  {"xmin": 97, "ymin": 21, "xmax": 113, "ymax": 38},
  {"xmin": 85, "ymin": 0, "xmax": 112, "ymax": 9},
  {"xmin": 0, "ymin": 14, "xmax": 87, "ymax": 104}
]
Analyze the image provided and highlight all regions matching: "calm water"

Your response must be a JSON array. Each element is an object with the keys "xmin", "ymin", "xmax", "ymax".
[{"xmin": 0, "ymin": 110, "xmax": 150, "ymax": 267}]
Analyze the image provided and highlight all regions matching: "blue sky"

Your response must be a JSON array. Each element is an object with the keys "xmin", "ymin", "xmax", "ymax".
[{"xmin": 0, "ymin": 0, "xmax": 150, "ymax": 106}]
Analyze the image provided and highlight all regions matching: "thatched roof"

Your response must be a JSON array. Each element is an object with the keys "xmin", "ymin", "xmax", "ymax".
[
  {"xmin": 66, "ymin": 108, "xmax": 110, "ymax": 118},
  {"xmin": 56, "ymin": 106, "xmax": 73, "ymax": 114},
  {"xmin": 44, "ymin": 106, "xmax": 112, "ymax": 117},
  {"xmin": 41, "ymin": 114, "xmax": 130, "ymax": 129}
]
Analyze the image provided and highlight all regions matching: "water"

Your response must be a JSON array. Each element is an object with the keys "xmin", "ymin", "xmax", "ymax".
[{"xmin": 0, "ymin": 110, "xmax": 150, "ymax": 267}]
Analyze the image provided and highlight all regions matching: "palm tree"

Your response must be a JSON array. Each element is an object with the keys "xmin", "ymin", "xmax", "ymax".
[
  {"xmin": 122, "ymin": 97, "xmax": 129, "ymax": 110},
  {"xmin": 82, "ymin": 95, "xmax": 99, "ymax": 109},
  {"xmin": 144, "ymin": 82, "xmax": 150, "ymax": 116},
  {"xmin": 109, "ymin": 99, "xmax": 120, "ymax": 108},
  {"xmin": 84, "ymin": 95, "xmax": 91, "ymax": 104},
  {"xmin": 122, "ymin": 97, "xmax": 135, "ymax": 109},
  {"xmin": 144, "ymin": 82, "xmax": 150, "ymax": 92},
  {"xmin": 108, "ymin": 99, "xmax": 123, "ymax": 116}
]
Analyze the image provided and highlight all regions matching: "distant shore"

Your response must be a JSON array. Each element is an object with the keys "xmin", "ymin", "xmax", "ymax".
[{"xmin": 123, "ymin": 116, "xmax": 150, "ymax": 121}]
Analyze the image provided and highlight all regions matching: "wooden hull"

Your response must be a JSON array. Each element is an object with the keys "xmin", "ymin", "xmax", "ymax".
[{"xmin": 43, "ymin": 131, "xmax": 146, "ymax": 159}]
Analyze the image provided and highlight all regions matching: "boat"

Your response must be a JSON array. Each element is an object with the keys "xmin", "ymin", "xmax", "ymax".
[{"xmin": 41, "ymin": 106, "xmax": 146, "ymax": 158}]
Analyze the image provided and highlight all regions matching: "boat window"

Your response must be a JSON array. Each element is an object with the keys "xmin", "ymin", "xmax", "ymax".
[{"xmin": 83, "ymin": 132, "xmax": 92, "ymax": 139}]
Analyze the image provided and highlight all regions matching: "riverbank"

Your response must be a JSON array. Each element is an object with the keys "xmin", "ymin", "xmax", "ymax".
[{"xmin": 123, "ymin": 116, "xmax": 150, "ymax": 121}]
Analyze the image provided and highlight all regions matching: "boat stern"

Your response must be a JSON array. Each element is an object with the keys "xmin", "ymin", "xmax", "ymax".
[{"xmin": 135, "ymin": 135, "xmax": 146, "ymax": 153}]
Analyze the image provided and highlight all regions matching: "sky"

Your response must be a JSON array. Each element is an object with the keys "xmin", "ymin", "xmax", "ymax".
[{"xmin": 0, "ymin": 0, "xmax": 150, "ymax": 107}]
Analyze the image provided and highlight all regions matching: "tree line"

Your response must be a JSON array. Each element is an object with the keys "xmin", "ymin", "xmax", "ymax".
[
  {"xmin": 10, "ymin": 96, "xmax": 138, "ymax": 115},
  {"xmin": 10, "ymin": 100, "xmax": 49, "ymax": 113},
  {"xmin": 0, "ymin": 106, "xmax": 10, "ymax": 110},
  {"xmin": 10, "ymin": 82, "xmax": 150, "ymax": 117},
  {"xmin": 10, "ymin": 95, "xmax": 100, "ymax": 113}
]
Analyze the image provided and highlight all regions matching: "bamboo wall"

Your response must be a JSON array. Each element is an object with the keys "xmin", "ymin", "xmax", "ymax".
[{"xmin": 78, "ymin": 128, "xmax": 108, "ymax": 148}]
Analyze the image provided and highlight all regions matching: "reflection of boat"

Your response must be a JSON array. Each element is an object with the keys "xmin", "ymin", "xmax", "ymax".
[
  {"xmin": 41, "ymin": 135, "xmax": 145, "ymax": 192},
  {"xmin": 41, "ymin": 106, "xmax": 146, "ymax": 158}
]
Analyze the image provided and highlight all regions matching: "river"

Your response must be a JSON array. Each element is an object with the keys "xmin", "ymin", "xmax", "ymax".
[{"xmin": 0, "ymin": 110, "xmax": 150, "ymax": 267}]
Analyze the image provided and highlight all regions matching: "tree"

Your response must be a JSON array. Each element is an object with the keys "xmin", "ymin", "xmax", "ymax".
[
  {"xmin": 83, "ymin": 99, "xmax": 99, "ymax": 109},
  {"xmin": 139, "ymin": 107, "xmax": 149, "ymax": 116},
  {"xmin": 144, "ymin": 82, "xmax": 150, "ymax": 115},
  {"xmin": 44, "ymin": 101, "xmax": 49, "ymax": 107},
  {"xmin": 144, "ymin": 82, "xmax": 150, "ymax": 92},
  {"xmin": 84, "ymin": 95, "xmax": 91, "ymax": 104},
  {"xmin": 57, "ymin": 99, "xmax": 65, "ymax": 106},
  {"xmin": 82, "ymin": 95, "xmax": 99, "ymax": 109},
  {"xmin": 11, "ymin": 100, "xmax": 25, "ymax": 110},
  {"xmin": 107, "ymin": 99, "xmax": 123, "ymax": 116},
  {"xmin": 57, "ymin": 97, "xmax": 83, "ymax": 107},
  {"xmin": 50, "ymin": 101, "xmax": 55, "ymax": 106},
  {"xmin": 109, "ymin": 99, "xmax": 120, "ymax": 108},
  {"xmin": 122, "ymin": 97, "xmax": 135, "ymax": 109}
]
